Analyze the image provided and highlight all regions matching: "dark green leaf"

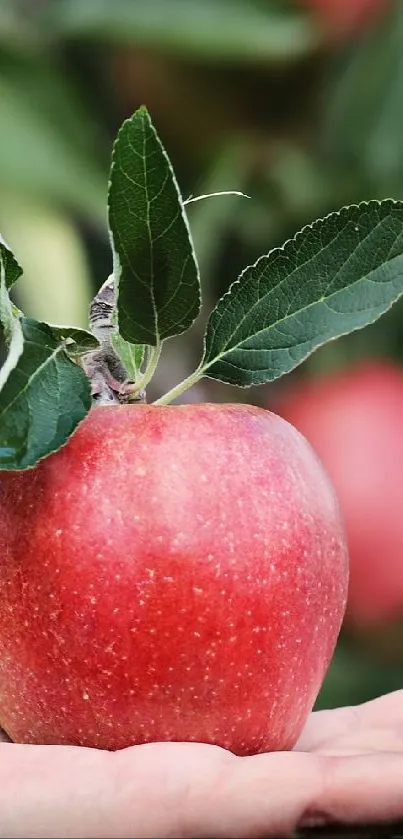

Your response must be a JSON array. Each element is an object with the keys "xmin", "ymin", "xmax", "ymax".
[
  {"xmin": 0, "ymin": 241, "xmax": 23, "ymax": 389},
  {"xmin": 108, "ymin": 107, "xmax": 200, "ymax": 346},
  {"xmin": 202, "ymin": 200, "xmax": 403, "ymax": 386},
  {"xmin": 111, "ymin": 332, "xmax": 145, "ymax": 380},
  {"xmin": 0, "ymin": 318, "xmax": 91, "ymax": 471},
  {"xmin": 47, "ymin": 325, "xmax": 99, "ymax": 355},
  {"xmin": 45, "ymin": 0, "xmax": 318, "ymax": 63},
  {"xmin": 0, "ymin": 235, "xmax": 23, "ymax": 290}
]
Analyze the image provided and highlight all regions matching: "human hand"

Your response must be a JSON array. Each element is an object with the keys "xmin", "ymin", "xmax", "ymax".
[{"xmin": 1, "ymin": 690, "xmax": 403, "ymax": 839}]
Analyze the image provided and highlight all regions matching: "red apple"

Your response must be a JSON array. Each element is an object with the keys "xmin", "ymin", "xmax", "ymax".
[
  {"xmin": 298, "ymin": 0, "xmax": 387, "ymax": 36},
  {"xmin": 276, "ymin": 361, "xmax": 403, "ymax": 630},
  {"xmin": 0, "ymin": 403, "xmax": 348, "ymax": 755}
]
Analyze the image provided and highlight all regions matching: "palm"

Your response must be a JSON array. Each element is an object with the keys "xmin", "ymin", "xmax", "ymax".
[{"xmin": 1, "ymin": 691, "xmax": 403, "ymax": 838}]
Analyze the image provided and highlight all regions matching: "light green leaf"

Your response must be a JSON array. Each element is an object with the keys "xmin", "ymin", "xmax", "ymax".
[
  {"xmin": 0, "ymin": 241, "xmax": 24, "ymax": 390},
  {"xmin": 0, "ymin": 318, "xmax": 91, "ymax": 471},
  {"xmin": 202, "ymin": 200, "xmax": 403, "ymax": 386},
  {"xmin": 45, "ymin": 0, "xmax": 319, "ymax": 63},
  {"xmin": 0, "ymin": 55, "xmax": 107, "ymax": 222},
  {"xmin": 108, "ymin": 107, "xmax": 201, "ymax": 346},
  {"xmin": 111, "ymin": 332, "xmax": 145, "ymax": 380}
]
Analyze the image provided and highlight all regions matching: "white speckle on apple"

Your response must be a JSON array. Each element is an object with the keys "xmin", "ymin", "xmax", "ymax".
[
  {"xmin": 134, "ymin": 465, "xmax": 147, "ymax": 477},
  {"xmin": 82, "ymin": 691, "xmax": 89, "ymax": 700}
]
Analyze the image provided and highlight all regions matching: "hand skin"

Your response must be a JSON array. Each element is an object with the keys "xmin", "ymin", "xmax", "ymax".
[{"xmin": 1, "ymin": 691, "xmax": 403, "ymax": 839}]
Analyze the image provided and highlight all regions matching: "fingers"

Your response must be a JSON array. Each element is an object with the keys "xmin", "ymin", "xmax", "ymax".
[
  {"xmin": 0, "ymin": 742, "xmax": 114, "ymax": 838},
  {"xmin": 2, "ymin": 736, "xmax": 403, "ymax": 839},
  {"xmin": 0, "ymin": 740, "xmax": 323, "ymax": 839},
  {"xmin": 295, "ymin": 705, "xmax": 357, "ymax": 753},
  {"xmin": 352, "ymin": 689, "xmax": 403, "ymax": 727},
  {"xmin": 173, "ymin": 746, "xmax": 403, "ymax": 837},
  {"xmin": 302, "ymin": 751, "xmax": 403, "ymax": 827},
  {"xmin": 181, "ymin": 749, "xmax": 324, "ymax": 839},
  {"xmin": 295, "ymin": 689, "xmax": 403, "ymax": 753},
  {"xmin": 0, "ymin": 740, "xmax": 193, "ymax": 839}
]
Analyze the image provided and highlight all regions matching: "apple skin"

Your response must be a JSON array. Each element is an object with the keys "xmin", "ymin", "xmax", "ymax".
[
  {"xmin": 276, "ymin": 361, "xmax": 403, "ymax": 630},
  {"xmin": 0, "ymin": 403, "xmax": 348, "ymax": 755}
]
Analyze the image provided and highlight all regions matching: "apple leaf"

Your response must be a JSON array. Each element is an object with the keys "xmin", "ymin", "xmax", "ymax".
[
  {"xmin": 0, "ymin": 318, "xmax": 91, "ymax": 471},
  {"xmin": 108, "ymin": 107, "xmax": 201, "ymax": 347},
  {"xmin": 111, "ymin": 332, "xmax": 145, "ymax": 380},
  {"xmin": 201, "ymin": 200, "xmax": 403, "ymax": 386},
  {"xmin": 46, "ymin": 325, "xmax": 99, "ymax": 355},
  {"xmin": 0, "ymin": 241, "xmax": 24, "ymax": 390},
  {"xmin": 0, "ymin": 235, "xmax": 23, "ymax": 290}
]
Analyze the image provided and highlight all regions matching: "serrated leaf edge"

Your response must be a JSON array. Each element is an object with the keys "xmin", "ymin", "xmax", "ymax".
[
  {"xmin": 108, "ymin": 106, "xmax": 201, "ymax": 347},
  {"xmin": 201, "ymin": 198, "xmax": 403, "ymax": 386}
]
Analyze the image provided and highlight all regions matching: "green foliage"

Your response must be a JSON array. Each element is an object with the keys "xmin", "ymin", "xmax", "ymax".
[
  {"xmin": 0, "ymin": 242, "xmax": 23, "ymax": 389},
  {"xmin": 45, "ymin": 0, "xmax": 318, "ymax": 62},
  {"xmin": 0, "ymin": 236, "xmax": 22, "ymax": 290},
  {"xmin": 201, "ymin": 201, "xmax": 403, "ymax": 386},
  {"xmin": 0, "ymin": 318, "xmax": 91, "ymax": 471},
  {"xmin": 0, "ymin": 53, "xmax": 107, "ymax": 220},
  {"xmin": 108, "ymin": 108, "xmax": 201, "ymax": 347},
  {"xmin": 111, "ymin": 332, "xmax": 145, "ymax": 381},
  {"xmin": 46, "ymin": 325, "xmax": 99, "ymax": 355},
  {"xmin": 322, "ymin": 0, "xmax": 403, "ymax": 196},
  {"xmin": 4, "ymin": 109, "xmax": 403, "ymax": 469}
]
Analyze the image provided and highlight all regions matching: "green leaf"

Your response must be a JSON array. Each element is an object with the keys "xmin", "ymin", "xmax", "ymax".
[
  {"xmin": 0, "ymin": 234, "xmax": 23, "ymax": 290},
  {"xmin": 108, "ymin": 107, "xmax": 201, "ymax": 346},
  {"xmin": 111, "ymin": 332, "xmax": 145, "ymax": 380},
  {"xmin": 47, "ymin": 325, "xmax": 99, "ymax": 355},
  {"xmin": 201, "ymin": 200, "xmax": 403, "ymax": 386},
  {"xmin": 0, "ymin": 318, "xmax": 91, "ymax": 471},
  {"xmin": 0, "ymin": 242, "xmax": 23, "ymax": 390},
  {"xmin": 45, "ymin": 0, "xmax": 319, "ymax": 64}
]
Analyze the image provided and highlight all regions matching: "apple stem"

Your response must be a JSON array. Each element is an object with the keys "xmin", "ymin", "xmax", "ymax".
[
  {"xmin": 153, "ymin": 363, "xmax": 205, "ymax": 405},
  {"xmin": 132, "ymin": 340, "xmax": 162, "ymax": 395},
  {"xmin": 83, "ymin": 276, "xmax": 146, "ymax": 405}
]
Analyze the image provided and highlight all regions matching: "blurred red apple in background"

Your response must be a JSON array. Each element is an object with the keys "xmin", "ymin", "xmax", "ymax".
[
  {"xmin": 297, "ymin": 0, "xmax": 387, "ymax": 36},
  {"xmin": 276, "ymin": 360, "xmax": 403, "ymax": 630},
  {"xmin": 0, "ymin": 403, "xmax": 348, "ymax": 754}
]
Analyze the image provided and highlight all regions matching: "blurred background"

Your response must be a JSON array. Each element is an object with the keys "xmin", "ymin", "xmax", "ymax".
[{"xmin": 2, "ymin": 0, "xmax": 403, "ymax": 710}]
